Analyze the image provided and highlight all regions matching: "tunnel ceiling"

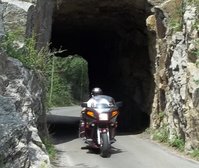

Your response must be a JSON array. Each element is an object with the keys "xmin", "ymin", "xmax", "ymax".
[
  {"xmin": 51, "ymin": 0, "xmax": 154, "ymax": 132},
  {"xmin": 52, "ymin": 0, "xmax": 150, "ymax": 46}
]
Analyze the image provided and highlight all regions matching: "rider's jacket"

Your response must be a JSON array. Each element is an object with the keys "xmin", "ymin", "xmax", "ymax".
[{"xmin": 86, "ymin": 95, "xmax": 116, "ymax": 108}]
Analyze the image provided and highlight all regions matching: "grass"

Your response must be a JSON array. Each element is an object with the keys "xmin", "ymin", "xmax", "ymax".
[
  {"xmin": 150, "ymin": 123, "xmax": 185, "ymax": 152},
  {"xmin": 152, "ymin": 125, "xmax": 169, "ymax": 143},
  {"xmin": 190, "ymin": 149, "xmax": 199, "ymax": 160},
  {"xmin": 42, "ymin": 137, "xmax": 56, "ymax": 161},
  {"xmin": 168, "ymin": 135, "xmax": 185, "ymax": 152},
  {"xmin": 149, "ymin": 127, "xmax": 199, "ymax": 161}
]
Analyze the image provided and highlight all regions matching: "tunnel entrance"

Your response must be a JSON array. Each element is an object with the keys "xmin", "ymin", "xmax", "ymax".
[{"xmin": 50, "ymin": 0, "xmax": 155, "ymax": 132}]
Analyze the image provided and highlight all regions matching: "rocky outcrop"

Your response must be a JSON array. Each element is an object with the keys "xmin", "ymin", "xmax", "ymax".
[
  {"xmin": 0, "ymin": 1, "xmax": 52, "ymax": 167},
  {"xmin": 0, "ymin": 52, "xmax": 51, "ymax": 167},
  {"xmin": 1, "ymin": 0, "xmax": 35, "ymax": 43},
  {"xmin": 33, "ymin": 0, "xmax": 54, "ymax": 49},
  {"xmin": 149, "ymin": 0, "xmax": 199, "ymax": 151}
]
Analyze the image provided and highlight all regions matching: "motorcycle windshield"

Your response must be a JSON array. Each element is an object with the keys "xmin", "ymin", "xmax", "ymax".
[
  {"xmin": 93, "ymin": 104, "xmax": 113, "ymax": 113},
  {"xmin": 94, "ymin": 103, "xmax": 114, "ymax": 109},
  {"xmin": 91, "ymin": 95, "xmax": 117, "ymax": 111}
]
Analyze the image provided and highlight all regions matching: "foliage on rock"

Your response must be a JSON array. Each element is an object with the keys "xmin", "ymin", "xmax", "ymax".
[{"xmin": 0, "ymin": 31, "xmax": 89, "ymax": 107}]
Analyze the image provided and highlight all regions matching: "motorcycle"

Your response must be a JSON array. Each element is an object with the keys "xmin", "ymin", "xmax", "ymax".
[{"xmin": 79, "ymin": 95, "xmax": 122, "ymax": 157}]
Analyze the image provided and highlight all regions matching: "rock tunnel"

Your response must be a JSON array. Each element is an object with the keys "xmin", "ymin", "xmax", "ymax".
[{"xmin": 50, "ymin": 0, "xmax": 155, "ymax": 132}]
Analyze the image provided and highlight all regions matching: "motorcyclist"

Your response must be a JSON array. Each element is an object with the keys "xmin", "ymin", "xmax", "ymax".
[
  {"xmin": 87, "ymin": 87, "xmax": 103, "ymax": 106},
  {"xmin": 79, "ymin": 87, "xmax": 103, "ymax": 138},
  {"xmin": 79, "ymin": 87, "xmax": 118, "ymax": 144}
]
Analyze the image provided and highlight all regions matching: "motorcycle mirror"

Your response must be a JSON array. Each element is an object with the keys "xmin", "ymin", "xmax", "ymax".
[
  {"xmin": 116, "ymin": 101, "xmax": 123, "ymax": 108},
  {"xmin": 81, "ymin": 102, "xmax": 88, "ymax": 107}
]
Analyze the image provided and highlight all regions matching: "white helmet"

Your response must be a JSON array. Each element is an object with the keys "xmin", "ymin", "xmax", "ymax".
[{"xmin": 91, "ymin": 87, "xmax": 103, "ymax": 96}]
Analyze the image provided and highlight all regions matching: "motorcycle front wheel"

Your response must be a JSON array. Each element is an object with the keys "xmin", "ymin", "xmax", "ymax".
[{"xmin": 100, "ymin": 133, "xmax": 110, "ymax": 157}]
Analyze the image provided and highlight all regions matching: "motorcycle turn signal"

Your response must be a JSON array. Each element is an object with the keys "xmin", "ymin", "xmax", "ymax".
[
  {"xmin": 111, "ymin": 111, "xmax": 119, "ymax": 118},
  {"xmin": 86, "ymin": 111, "xmax": 95, "ymax": 118}
]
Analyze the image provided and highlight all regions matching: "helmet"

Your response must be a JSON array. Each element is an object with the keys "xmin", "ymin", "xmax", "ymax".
[{"xmin": 91, "ymin": 87, "xmax": 103, "ymax": 96}]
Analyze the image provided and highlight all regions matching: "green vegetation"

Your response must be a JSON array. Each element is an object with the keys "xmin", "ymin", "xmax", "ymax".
[
  {"xmin": 48, "ymin": 55, "xmax": 88, "ymax": 107},
  {"xmin": 168, "ymin": 135, "xmax": 185, "ymax": 152},
  {"xmin": 190, "ymin": 148, "xmax": 199, "ymax": 160},
  {"xmin": 0, "ymin": 31, "xmax": 89, "ymax": 161},
  {"xmin": 167, "ymin": 0, "xmax": 183, "ymax": 32},
  {"xmin": 167, "ymin": 0, "xmax": 199, "ymax": 32},
  {"xmin": 0, "ymin": 31, "xmax": 49, "ymax": 71},
  {"xmin": 187, "ymin": 1, "xmax": 199, "ymax": 65},
  {"xmin": 187, "ymin": 0, "xmax": 199, "ymax": 9},
  {"xmin": 168, "ymin": 15, "xmax": 182, "ymax": 32},
  {"xmin": 42, "ymin": 137, "xmax": 56, "ymax": 161},
  {"xmin": 151, "ymin": 124, "xmax": 185, "ymax": 152},
  {"xmin": 152, "ymin": 125, "xmax": 169, "ymax": 143},
  {"xmin": 193, "ymin": 39, "xmax": 199, "ymax": 67},
  {"xmin": 194, "ymin": 79, "xmax": 199, "ymax": 85},
  {"xmin": 157, "ymin": 111, "xmax": 165, "ymax": 121},
  {"xmin": 188, "ymin": 39, "xmax": 199, "ymax": 67},
  {"xmin": 193, "ymin": 39, "xmax": 199, "ymax": 56},
  {"xmin": 0, "ymin": 31, "xmax": 89, "ymax": 107},
  {"xmin": 150, "ymin": 126, "xmax": 199, "ymax": 160}
]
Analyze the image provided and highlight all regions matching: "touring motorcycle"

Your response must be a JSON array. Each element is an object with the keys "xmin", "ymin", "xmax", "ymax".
[{"xmin": 79, "ymin": 95, "xmax": 122, "ymax": 157}]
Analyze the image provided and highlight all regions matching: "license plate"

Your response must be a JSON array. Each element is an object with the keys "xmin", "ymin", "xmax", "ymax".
[{"xmin": 99, "ymin": 113, "xmax": 108, "ymax": 121}]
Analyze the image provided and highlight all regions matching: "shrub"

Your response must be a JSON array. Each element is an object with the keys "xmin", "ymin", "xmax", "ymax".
[{"xmin": 0, "ymin": 31, "xmax": 89, "ymax": 107}]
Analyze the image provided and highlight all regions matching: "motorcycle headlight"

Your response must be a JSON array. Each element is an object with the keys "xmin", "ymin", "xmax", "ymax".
[
  {"xmin": 111, "ymin": 110, "xmax": 119, "ymax": 118},
  {"xmin": 86, "ymin": 111, "xmax": 95, "ymax": 118},
  {"xmin": 99, "ymin": 113, "xmax": 108, "ymax": 121}
]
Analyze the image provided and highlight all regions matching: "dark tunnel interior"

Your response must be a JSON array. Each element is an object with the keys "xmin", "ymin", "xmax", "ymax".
[{"xmin": 50, "ymin": 0, "xmax": 155, "ymax": 132}]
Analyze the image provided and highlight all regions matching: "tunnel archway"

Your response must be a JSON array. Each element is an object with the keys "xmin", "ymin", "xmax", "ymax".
[{"xmin": 50, "ymin": 0, "xmax": 155, "ymax": 132}]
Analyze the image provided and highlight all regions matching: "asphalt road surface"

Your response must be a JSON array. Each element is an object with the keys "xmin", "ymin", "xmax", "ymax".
[{"xmin": 47, "ymin": 106, "xmax": 199, "ymax": 168}]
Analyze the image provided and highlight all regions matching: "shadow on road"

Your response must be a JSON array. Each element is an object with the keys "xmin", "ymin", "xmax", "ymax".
[
  {"xmin": 80, "ymin": 145, "xmax": 123, "ymax": 157},
  {"xmin": 47, "ymin": 115, "xmax": 80, "ymax": 124},
  {"xmin": 47, "ymin": 112, "xmax": 144, "ymax": 147},
  {"xmin": 48, "ymin": 122, "xmax": 80, "ymax": 145}
]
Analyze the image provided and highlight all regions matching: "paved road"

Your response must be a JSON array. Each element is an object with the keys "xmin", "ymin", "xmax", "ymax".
[
  {"xmin": 47, "ymin": 106, "xmax": 199, "ymax": 168},
  {"xmin": 47, "ymin": 106, "xmax": 81, "ymax": 123}
]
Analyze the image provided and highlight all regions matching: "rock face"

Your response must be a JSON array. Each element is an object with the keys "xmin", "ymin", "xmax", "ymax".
[
  {"xmin": 148, "ymin": 0, "xmax": 199, "ymax": 151},
  {"xmin": 0, "ymin": 1, "xmax": 50, "ymax": 167},
  {"xmin": 0, "ymin": 52, "xmax": 51, "ymax": 167},
  {"xmin": 1, "ymin": 0, "xmax": 35, "ymax": 42}
]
